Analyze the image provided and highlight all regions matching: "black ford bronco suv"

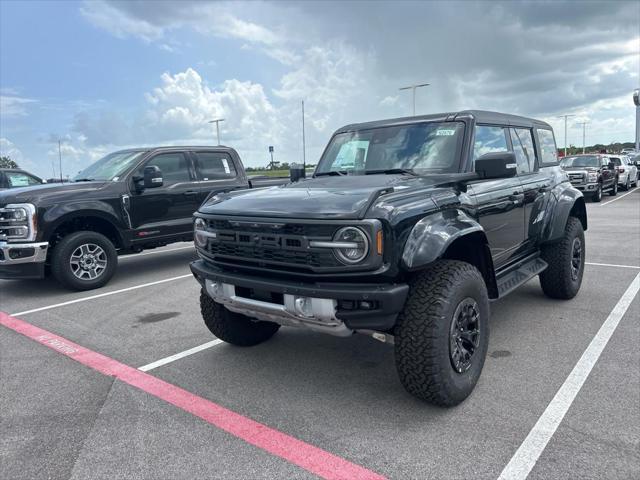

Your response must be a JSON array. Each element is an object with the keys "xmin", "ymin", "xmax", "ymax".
[
  {"xmin": 0, "ymin": 146, "xmax": 284, "ymax": 290},
  {"xmin": 190, "ymin": 111, "xmax": 587, "ymax": 406}
]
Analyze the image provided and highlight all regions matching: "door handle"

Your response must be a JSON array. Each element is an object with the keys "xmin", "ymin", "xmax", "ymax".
[
  {"xmin": 183, "ymin": 191, "xmax": 198, "ymax": 196},
  {"xmin": 509, "ymin": 193, "xmax": 525, "ymax": 202},
  {"xmin": 538, "ymin": 186, "xmax": 550, "ymax": 193}
]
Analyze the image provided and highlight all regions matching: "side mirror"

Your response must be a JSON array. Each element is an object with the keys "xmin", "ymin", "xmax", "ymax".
[
  {"xmin": 289, "ymin": 163, "xmax": 306, "ymax": 182},
  {"xmin": 475, "ymin": 151, "xmax": 517, "ymax": 179},
  {"xmin": 143, "ymin": 165, "xmax": 163, "ymax": 188}
]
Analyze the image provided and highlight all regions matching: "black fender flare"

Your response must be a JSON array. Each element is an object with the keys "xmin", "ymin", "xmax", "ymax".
[
  {"xmin": 541, "ymin": 185, "xmax": 587, "ymax": 244},
  {"xmin": 40, "ymin": 203, "xmax": 126, "ymax": 246},
  {"xmin": 401, "ymin": 209, "xmax": 484, "ymax": 271}
]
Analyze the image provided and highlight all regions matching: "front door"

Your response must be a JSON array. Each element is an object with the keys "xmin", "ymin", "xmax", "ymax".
[
  {"xmin": 468, "ymin": 125, "xmax": 526, "ymax": 268},
  {"xmin": 128, "ymin": 151, "xmax": 201, "ymax": 241}
]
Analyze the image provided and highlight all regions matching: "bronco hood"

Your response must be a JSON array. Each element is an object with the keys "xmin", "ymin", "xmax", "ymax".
[{"xmin": 199, "ymin": 174, "xmax": 453, "ymax": 220}]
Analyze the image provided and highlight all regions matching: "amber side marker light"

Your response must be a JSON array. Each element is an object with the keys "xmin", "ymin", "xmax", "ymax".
[{"xmin": 376, "ymin": 230, "xmax": 383, "ymax": 255}]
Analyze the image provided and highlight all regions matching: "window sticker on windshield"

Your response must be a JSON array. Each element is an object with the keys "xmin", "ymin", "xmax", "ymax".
[
  {"xmin": 436, "ymin": 129, "xmax": 456, "ymax": 136},
  {"xmin": 221, "ymin": 158, "xmax": 231, "ymax": 174}
]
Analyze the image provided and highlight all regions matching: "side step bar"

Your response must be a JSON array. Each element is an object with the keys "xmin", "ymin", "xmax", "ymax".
[{"xmin": 495, "ymin": 254, "xmax": 548, "ymax": 299}]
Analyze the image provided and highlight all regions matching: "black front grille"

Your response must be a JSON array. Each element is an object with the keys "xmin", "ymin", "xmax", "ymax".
[
  {"xmin": 206, "ymin": 242, "xmax": 340, "ymax": 268},
  {"xmin": 202, "ymin": 218, "xmax": 343, "ymax": 272}
]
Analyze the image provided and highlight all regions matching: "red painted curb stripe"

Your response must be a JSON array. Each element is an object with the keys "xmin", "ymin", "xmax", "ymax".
[{"xmin": 0, "ymin": 312, "xmax": 386, "ymax": 480}]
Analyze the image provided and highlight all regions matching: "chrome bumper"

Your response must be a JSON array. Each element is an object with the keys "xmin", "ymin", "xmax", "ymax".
[
  {"xmin": 0, "ymin": 241, "xmax": 49, "ymax": 265},
  {"xmin": 205, "ymin": 280, "xmax": 352, "ymax": 336}
]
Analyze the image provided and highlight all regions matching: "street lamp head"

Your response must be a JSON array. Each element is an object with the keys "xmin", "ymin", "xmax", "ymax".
[{"xmin": 208, "ymin": 118, "xmax": 225, "ymax": 124}]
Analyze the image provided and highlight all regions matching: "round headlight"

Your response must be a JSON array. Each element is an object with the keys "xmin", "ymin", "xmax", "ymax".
[
  {"xmin": 333, "ymin": 227, "xmax": 369, "ymax": 264},
  {"xmin": 194, "ymin": 218, "xmax": 207, "ymax": 247}
]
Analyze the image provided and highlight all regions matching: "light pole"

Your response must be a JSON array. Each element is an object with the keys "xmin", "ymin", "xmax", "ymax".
[
  {"xmin": 208, "ymin": 118, "xmax": 225, "ymax": 145},
  {"xmin": 578, "ymin": 122, "xmax": 588, "ymax": 154},
  {"xmin": 399, "ymin": 82, "xmax": 430, "ymax": 116},
  {"xmin": 559, "ymin": 114, "xmax": 575, "ymax": 156},
  {"xmin": 301, "ymin": 100, "xmax": 306, "ymax": 170},
  {"xmin": 633, "ymin": 89, "xmax": 639, "ymax": 152},
  {"xmin": 58, "ymin": 139, "xmax": 63, "ymax": 182}
]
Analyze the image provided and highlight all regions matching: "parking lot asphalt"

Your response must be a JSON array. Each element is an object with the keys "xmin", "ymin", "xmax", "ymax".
[{"xmin": 1, "ymin": 188, "xmax": 639, "ymax": 480}]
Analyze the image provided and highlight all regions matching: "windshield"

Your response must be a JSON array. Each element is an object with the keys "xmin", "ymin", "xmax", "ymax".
[
  {"xmin": 560, "ymin": 155, "xmax": 599, "ymax": 168},
  {"xmin": 73, "ymin": 151, "xmax": 146, "ymax": 181},
  {"xmin": 315, "ymin": 122, "xmax": 465, "ymax": 175}
]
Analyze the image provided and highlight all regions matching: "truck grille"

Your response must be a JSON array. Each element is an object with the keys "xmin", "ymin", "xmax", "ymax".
[
  {"xmin": 202, "ymin": 218, "xmax": 343, "ymax": 271},
  {"xmin": 568, "ymin": 173, "xmax": 584, "ymax": 184}
]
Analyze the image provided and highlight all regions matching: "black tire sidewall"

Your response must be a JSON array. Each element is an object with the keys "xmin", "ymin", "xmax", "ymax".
[
  {"xmin": 435, "ymin": 276, "xmax": 490, "ymax": 401},
  {"xmin": 610, "ymin": 180, "xmax": 618, "ymax": 196},
  {"xmin": 51, "ymin": 231, "xmax": 117, "ymax": 291},
  {"xmin": 592, "ymin": 184, "xmax": 602, "ymax": 202},
  {"xmin": 394, "ymin": 261, "xmax": 489, "ymax": 406}
]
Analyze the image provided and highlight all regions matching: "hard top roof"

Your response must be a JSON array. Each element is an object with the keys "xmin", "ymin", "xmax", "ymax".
[{"xmin": 335, "ymin": 110, "xmax": 553, "ymax": 134}]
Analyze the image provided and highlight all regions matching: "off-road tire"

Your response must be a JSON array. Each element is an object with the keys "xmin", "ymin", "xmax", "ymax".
[
  {"xmin": 591, "ymin": 183, "xmax": 602, "ymax": 202},
  {"xmin": 539, "ymin": 217, "xmax": 585, "ymax": 300},
  {"xmin": 394, "ymin": 260, "xmax": 489, "ymax": 407},
  {"xmin": 200, "ymin": 290, "xmax": 280, "ymax": 346},
  {"xmin": 50, "ymin": 231, "xmax": 117, "ymax": 291},
  {"xmin": 609, "ymin": 180, "xmax": 618, "ymax": 196}
]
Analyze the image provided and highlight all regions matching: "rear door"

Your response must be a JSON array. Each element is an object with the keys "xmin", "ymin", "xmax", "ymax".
[
  {"xmin": 128, "ymin": 151, "xmax": 201, "ymax": 240},
  {"xmin": 510, "ymin": 127, "xmax": 553, "ymax": 247},
  {"xmin": 190, "ymin": 150, "xmax": 248, "ymax": 206},
  {"xmin": 467, "ymin": 125, "xmax": 525, "ymax": 268}
]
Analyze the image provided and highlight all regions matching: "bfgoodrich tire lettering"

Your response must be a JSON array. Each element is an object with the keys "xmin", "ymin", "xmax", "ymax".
[
  {"xmin": 200, "ymin": 290, "xmax": 280, "ymax": 346},
  {"xmin": 539, "ymin": 216, "xmax": 585, "ymax": 299},
  {"xmin": 394, "ymin": 260, "xmax": 489, "ymax": 406},
  {"xmin": 51, "ymin": 231, "xmax": 117, "ymax": 291}
]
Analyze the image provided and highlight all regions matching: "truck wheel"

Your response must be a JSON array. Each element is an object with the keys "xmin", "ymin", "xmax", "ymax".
[
  {"xmin": 592, "ymin": 184, "xmax": 602, "ymax": 202},
  {"xmin": 539, "ymin": 217, "xmax": 585, "ymax": 300},
  {"xmin": 200, "ymin": 290, "xmax": 280, "ymax": 346},
  {"xmin": 609, "ymin": 180, "xmax": 618, "ymax": 196},
  {"xmin": 394, "ymin": 260, "xmax": 489, "ymax": 407},
  {"xmin": 51, "ymin": 231, "xmax": 117, "ymax": 291},
  {"xmin": 623, "ymin": 177, "xmax": 630, "ymax": 191}
]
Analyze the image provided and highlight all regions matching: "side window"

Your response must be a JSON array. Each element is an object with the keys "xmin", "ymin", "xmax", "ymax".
[
  {"xmin": 194, "ymin": 152, "xmax": 237, "ymax": 180},
  {"xmin": 473, "ymin": 126, "xmax": 508, "ymax": 161},
  {"xmin": 509, "ymin": 128, "xmax": 535, "ymax": 174},
  {"xmin": 144, "ymin": 153, "xmax": 192, "ymax": 185},
  {"xmin": 6, "ymin": 172, "xmax": 41, "ymax": 187},
  {"xmin": 536, "ymin": 128, "xmax": 558, "ymax": 166}
]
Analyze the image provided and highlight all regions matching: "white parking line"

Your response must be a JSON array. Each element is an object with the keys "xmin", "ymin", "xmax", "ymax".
[
  {"xmin": 498, "ymin": 272, "xmax": 640, "ymax": 480},
  {"xmin": 138, "ymin": 339, "xmax": 223, "ymax": 371},
  {"xmin": 586, "ymin": 262, "xmax": 640, "ymax": 269},
  {"xmin": 119, "ymin": 245, "xmax": 194, "ymax": 259},
  {"xmin": 599, "ymin": 186, "xmax": 638, "ymax": 206},
  {"xmin": 11, "ymin": 274, "xmax": 193, "ymax": 316}
]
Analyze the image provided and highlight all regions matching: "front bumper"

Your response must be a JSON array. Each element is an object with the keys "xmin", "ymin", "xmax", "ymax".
[
  {"xmin": 190, "ymin": 259, "xmax": 409, "ymax": 334},
  {"xmin": 571, "ymin": 183, "xmax": 599, "ymax": 193},
  {"xmin": 0, "ymin": 241, "xmax": 49, "ymax": 279}
]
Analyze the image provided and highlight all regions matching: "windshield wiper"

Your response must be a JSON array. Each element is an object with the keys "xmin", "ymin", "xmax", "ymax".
[
  {"xmin": 364, "ymin": 168, "xmax": 418, "ymax": 176},
  {"xmin": 315, "ymin": 170, "xmax": 348, "ymax": 177},
  {"xmin": 74, "ymin": 178, "xmax": 96, "ymax": 182}
]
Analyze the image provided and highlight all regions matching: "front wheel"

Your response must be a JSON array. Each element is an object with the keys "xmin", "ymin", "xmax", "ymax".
[
  {"xmin": 592, "ymin": 184, "xmax": 602, "ymax": 202},
  {"xmin": 539, "ymin": 217, "xmax": 585, "ymax": 299},
  {"xmin": 394, "ymin": 260, "xmax": 489, "ymax": 407},
  {"xmin": 200, "ymin": 290, "xmax": 280, "ymax": 346},
  {"xmin": 50, "ymin": 231, "xmax": 117, "ymax": 291}
]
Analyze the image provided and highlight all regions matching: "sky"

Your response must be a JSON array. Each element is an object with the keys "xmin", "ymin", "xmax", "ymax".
[{"xmin": 0, "ymin": 0, "xmax": 639, "ymax": 178}]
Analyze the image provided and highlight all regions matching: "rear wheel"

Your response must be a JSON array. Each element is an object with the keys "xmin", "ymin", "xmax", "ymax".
[
  {"xmin": 539, "ymin": 217, "xmax": 585, "ymax": 299},
  {"xmin": 51, "ymin": 231, "xmax": 117, "ymax": 291},
  {"xmin": 394, "ymin": 260, "xmax": 489, "ymax": 406},
  {"xmin": 623, "ymin": 177, "xmax": 630, "ymax": 191},
  {"xmin": 200, "ymin": 290, "xmax": 280, "ymax": 346}
]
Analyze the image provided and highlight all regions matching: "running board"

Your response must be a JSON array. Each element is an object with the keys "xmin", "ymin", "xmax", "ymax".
[{"xmin": 495, "ymin": 255, "xmax": 548, "ymax": 298}]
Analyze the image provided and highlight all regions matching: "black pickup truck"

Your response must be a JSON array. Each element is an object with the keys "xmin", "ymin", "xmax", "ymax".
[
  {"xmin": 559, "ymin": 153, "xmax": 618, "ymax": 202},
  {"xmin": 0, "ymin": 146, "xmax": 284, "ymax": 290},
  {"xmin": 190, "ymin": 110, "xmax": 587, "ymax": 406}
]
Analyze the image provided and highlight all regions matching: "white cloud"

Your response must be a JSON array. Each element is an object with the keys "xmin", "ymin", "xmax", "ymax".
[
  {"xmin": 80, "ymin": 1, "xmax": 164, "ymax": 42},
  {"xmin": 1, "ymin": 95, "xmax": 36, "ymax": 117}
]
